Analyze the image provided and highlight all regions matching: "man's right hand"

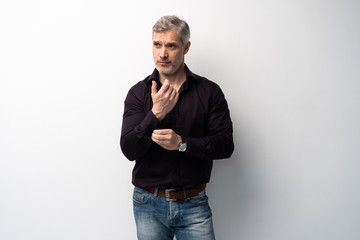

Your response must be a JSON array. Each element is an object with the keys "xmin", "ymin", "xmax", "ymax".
[{"xmin": 151, "ymin": 80, "xmax": 179, "ymax": 121}]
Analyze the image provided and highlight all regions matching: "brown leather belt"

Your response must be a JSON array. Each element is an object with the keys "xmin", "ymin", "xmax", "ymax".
[{"xmin": 144, "ymin": 184, "xmax": 206, "ymax": 201}]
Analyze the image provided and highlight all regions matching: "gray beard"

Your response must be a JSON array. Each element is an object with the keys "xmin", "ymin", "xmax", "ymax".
[
  {"xmin": 156, "ymin": 66, "xmax": 176, "ymax": 75},
  {"xmin": 155, "ymin": 61, "xmax": 183, "ymax": 75}
]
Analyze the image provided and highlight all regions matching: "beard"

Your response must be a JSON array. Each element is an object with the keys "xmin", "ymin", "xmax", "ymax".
[{"xmin": 155, "ymin": 56, "xmax": 183, "ymax": 75}]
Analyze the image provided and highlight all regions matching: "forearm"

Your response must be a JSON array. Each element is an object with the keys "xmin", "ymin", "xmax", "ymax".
[
  {"xmin": 185, "ymin": 134, "xmax": 234, "ymax": 161},
  {"xmin": 120, "ymin": 110, "xmax": 160, "ymax": 160}
]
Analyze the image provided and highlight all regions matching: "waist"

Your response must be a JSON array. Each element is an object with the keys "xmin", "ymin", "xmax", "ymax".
[{"xmin": 143, "ymin": 184, "xmax": 206, "ymax": 201}]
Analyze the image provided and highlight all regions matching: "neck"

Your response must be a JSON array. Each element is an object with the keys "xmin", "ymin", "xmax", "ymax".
[{"xmin": 159, "ymin": 64, "xmax": 186, "ymax": 91}]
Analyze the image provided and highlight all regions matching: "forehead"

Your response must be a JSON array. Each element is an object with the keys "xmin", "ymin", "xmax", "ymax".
[{"xmin": 153, "ymin": 30, "xmax": 181, "ymax": 43}]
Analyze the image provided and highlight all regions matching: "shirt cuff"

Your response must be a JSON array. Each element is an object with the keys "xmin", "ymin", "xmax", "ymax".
[
  {"xmin": 185, "ymin": 137, "xmax": 206, "ymax": 159},
  {"xmin": 139, "ymin": 110, "xmax": 161, "ymax": 137}
]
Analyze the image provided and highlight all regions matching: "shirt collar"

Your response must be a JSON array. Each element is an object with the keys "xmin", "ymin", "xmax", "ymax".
[{"xmin": 146, "ymin": 64, "xmax": 197, "ymax": 86}]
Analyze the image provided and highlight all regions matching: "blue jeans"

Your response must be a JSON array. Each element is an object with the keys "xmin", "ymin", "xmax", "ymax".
[{"xmin": 133, "ymin": 187, "xmax": 216, "ymax": 240}]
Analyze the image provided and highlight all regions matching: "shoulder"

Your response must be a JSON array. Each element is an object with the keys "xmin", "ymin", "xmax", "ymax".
[
  {"xmin": 125, "ymin": 75, "xmax": 152, "ymax": 103},
  {"xmin": 128, "ymin": 75, "xmax": 151, "ymax": 94},
  {"xmin": 191, "ymin": 72, "xmax": 223, "ymax": 97},
  {"xmin": 128, "ymin": 68, "xmax": 158, "ymax": 94}
]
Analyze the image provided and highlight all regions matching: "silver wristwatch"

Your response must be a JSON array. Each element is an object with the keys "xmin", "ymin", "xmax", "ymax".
[{"xmin": 178, "ymin": 141, "xmax": 187, "ymax": 152}]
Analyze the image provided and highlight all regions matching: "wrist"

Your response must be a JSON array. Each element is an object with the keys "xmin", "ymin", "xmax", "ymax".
[
  {"xmin": 152, "ymin": 108, "xmax": 165, "ymax": 121},
  {"xmin": 178, "ymin": 136, "xmax": 187, "ymax": 152}
]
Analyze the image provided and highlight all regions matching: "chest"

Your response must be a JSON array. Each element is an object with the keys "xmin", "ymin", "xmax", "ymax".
[{"xmin": 145, "ymin": 88, "xmax": 209, "ymax": 136}]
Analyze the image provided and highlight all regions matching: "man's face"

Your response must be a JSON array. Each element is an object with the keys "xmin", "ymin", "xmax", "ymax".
[{"xmin": 152, "ymin": 30, "xmax": 190, "ymax": 75}]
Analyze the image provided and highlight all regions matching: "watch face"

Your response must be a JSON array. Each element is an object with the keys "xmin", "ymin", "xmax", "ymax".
[{"xmin": 179, "ymin": 142, "xmax": 187, "ymax": 152}]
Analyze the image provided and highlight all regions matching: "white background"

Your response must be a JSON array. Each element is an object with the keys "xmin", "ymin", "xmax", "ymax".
[{"xmin": 1, "ymin": 0, "xmax": 359, "ymax": 239}]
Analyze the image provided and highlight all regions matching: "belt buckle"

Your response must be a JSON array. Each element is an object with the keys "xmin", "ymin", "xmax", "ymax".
[{"xmin": 165, "ymin": 188, "xmax": 177, "ymax": 201}]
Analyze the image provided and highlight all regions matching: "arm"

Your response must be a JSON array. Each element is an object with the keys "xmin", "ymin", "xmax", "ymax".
[
  {"xmin": 120, "ymin": 86, "xmax": 158, "ymax": 161},
  {"xmin": 185, "ymin": 85, "xmax": 234, "ymax": 160},
  {"xmin": 120, "ymin": 80, "xmax": 179, "ymax": 160}
]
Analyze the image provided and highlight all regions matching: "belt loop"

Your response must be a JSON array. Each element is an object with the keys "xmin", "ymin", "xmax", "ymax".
[
  {"xmin": 153, "ymin": 187, "xmax": 158, "ymax": 198},
  {"xmin": 183, "ymin": 189, "xmax": 186, "ymax": 198}
]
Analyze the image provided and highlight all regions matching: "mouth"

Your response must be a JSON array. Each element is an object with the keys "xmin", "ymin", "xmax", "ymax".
[{"xmin": 158, "ymin": 61, "xmax": 171, "ymax": 65}]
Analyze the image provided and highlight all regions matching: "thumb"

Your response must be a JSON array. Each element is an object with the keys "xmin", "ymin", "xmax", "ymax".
[{"xmin": 151, "ymin": 81, "xmax": 157, "ymax": 96}]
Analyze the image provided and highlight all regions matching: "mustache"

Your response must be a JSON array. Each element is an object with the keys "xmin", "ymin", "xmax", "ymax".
[{"xmin": 157, "ymin": 59, "xmax": 171, "ymax": 63}]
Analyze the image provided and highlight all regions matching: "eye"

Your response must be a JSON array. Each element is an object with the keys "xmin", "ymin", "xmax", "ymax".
[{"xmin": 153, "ymin": 42, "xmax": 161, "ymax": 47}]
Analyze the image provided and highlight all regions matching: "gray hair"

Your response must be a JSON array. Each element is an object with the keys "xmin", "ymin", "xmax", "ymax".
[{"xmin": 152, "ymin": 15, "xmax": 191, "ymax": 46}]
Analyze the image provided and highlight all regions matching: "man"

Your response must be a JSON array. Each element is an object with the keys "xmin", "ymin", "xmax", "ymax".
[{"xmin": 120, "ymin": 15, "xmax": 234, "ymax": 240}]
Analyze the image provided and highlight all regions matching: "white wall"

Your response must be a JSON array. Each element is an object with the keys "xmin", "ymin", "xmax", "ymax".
[{"xmin": 1, "ymin": 0, "xmax": 359, "ymax": 239}]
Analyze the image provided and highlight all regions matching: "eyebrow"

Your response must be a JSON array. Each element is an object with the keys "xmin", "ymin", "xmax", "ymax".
[
  {"xmin": 153, "ymin": 40, "xmax": 178, "ymax": 45},
  {"xmin": 166, "ymin": 42, "xmax": 178, "ymax": 46}
]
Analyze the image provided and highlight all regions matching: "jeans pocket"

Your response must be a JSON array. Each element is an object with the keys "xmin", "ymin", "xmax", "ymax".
[{"xmin": 133, "ymin": 187, "xmax": 151, "ymax": 204}]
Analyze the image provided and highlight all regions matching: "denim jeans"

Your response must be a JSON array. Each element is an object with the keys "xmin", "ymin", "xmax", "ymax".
[{"xmin": 133, "ymin": 187, "xmax": 216, "ymax": 240}]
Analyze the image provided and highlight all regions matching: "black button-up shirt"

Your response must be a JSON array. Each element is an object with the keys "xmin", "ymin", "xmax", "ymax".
[{"xmin": 120, "ymin": 65, "xmax": 234, "ymax": 188}]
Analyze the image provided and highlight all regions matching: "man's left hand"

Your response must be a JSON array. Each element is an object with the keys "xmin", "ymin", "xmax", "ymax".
[{"xmin": 152, "ymin": 129, "xmax": 182, "ymax": 151}]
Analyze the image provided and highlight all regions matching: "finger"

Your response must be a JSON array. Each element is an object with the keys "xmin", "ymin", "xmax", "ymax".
[
  {"xmin": 151, "ymin": 81, "xmax": 157, "ymax": 96},
  {"xmin": 151, "ymin": 135, "xmax": 158, "ymax": 143},
  {"xmin": 153, "ymin": 129, "xmax": 172, "ymax": 135},
  {"xmin": 158, "ymin": 79, "xmax": 170, "ymax": 94},
  {"xmin": 165, "ymin": 87, "xmax": 174, "ymax": 99},
  {"xmin": 169, "ymin": 88, "xmax": 178, "ymax": 101},
  {"xmin": 152, "ymin": 138, "xmax": 169, "ymax": 150},
  {"xmin": 152, "ymin": 133, "xmax": 169, "ymax": 142}
]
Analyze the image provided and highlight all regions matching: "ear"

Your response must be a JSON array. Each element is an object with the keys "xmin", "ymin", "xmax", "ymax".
[{"xmin": 183, "ymin": 41, "xmax": 191, "ymax": 55}]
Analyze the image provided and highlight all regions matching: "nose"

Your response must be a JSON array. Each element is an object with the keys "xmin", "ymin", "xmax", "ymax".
[{"xmin": 159, "ymin": 47, "xmax": 168, "ymax": 59}]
